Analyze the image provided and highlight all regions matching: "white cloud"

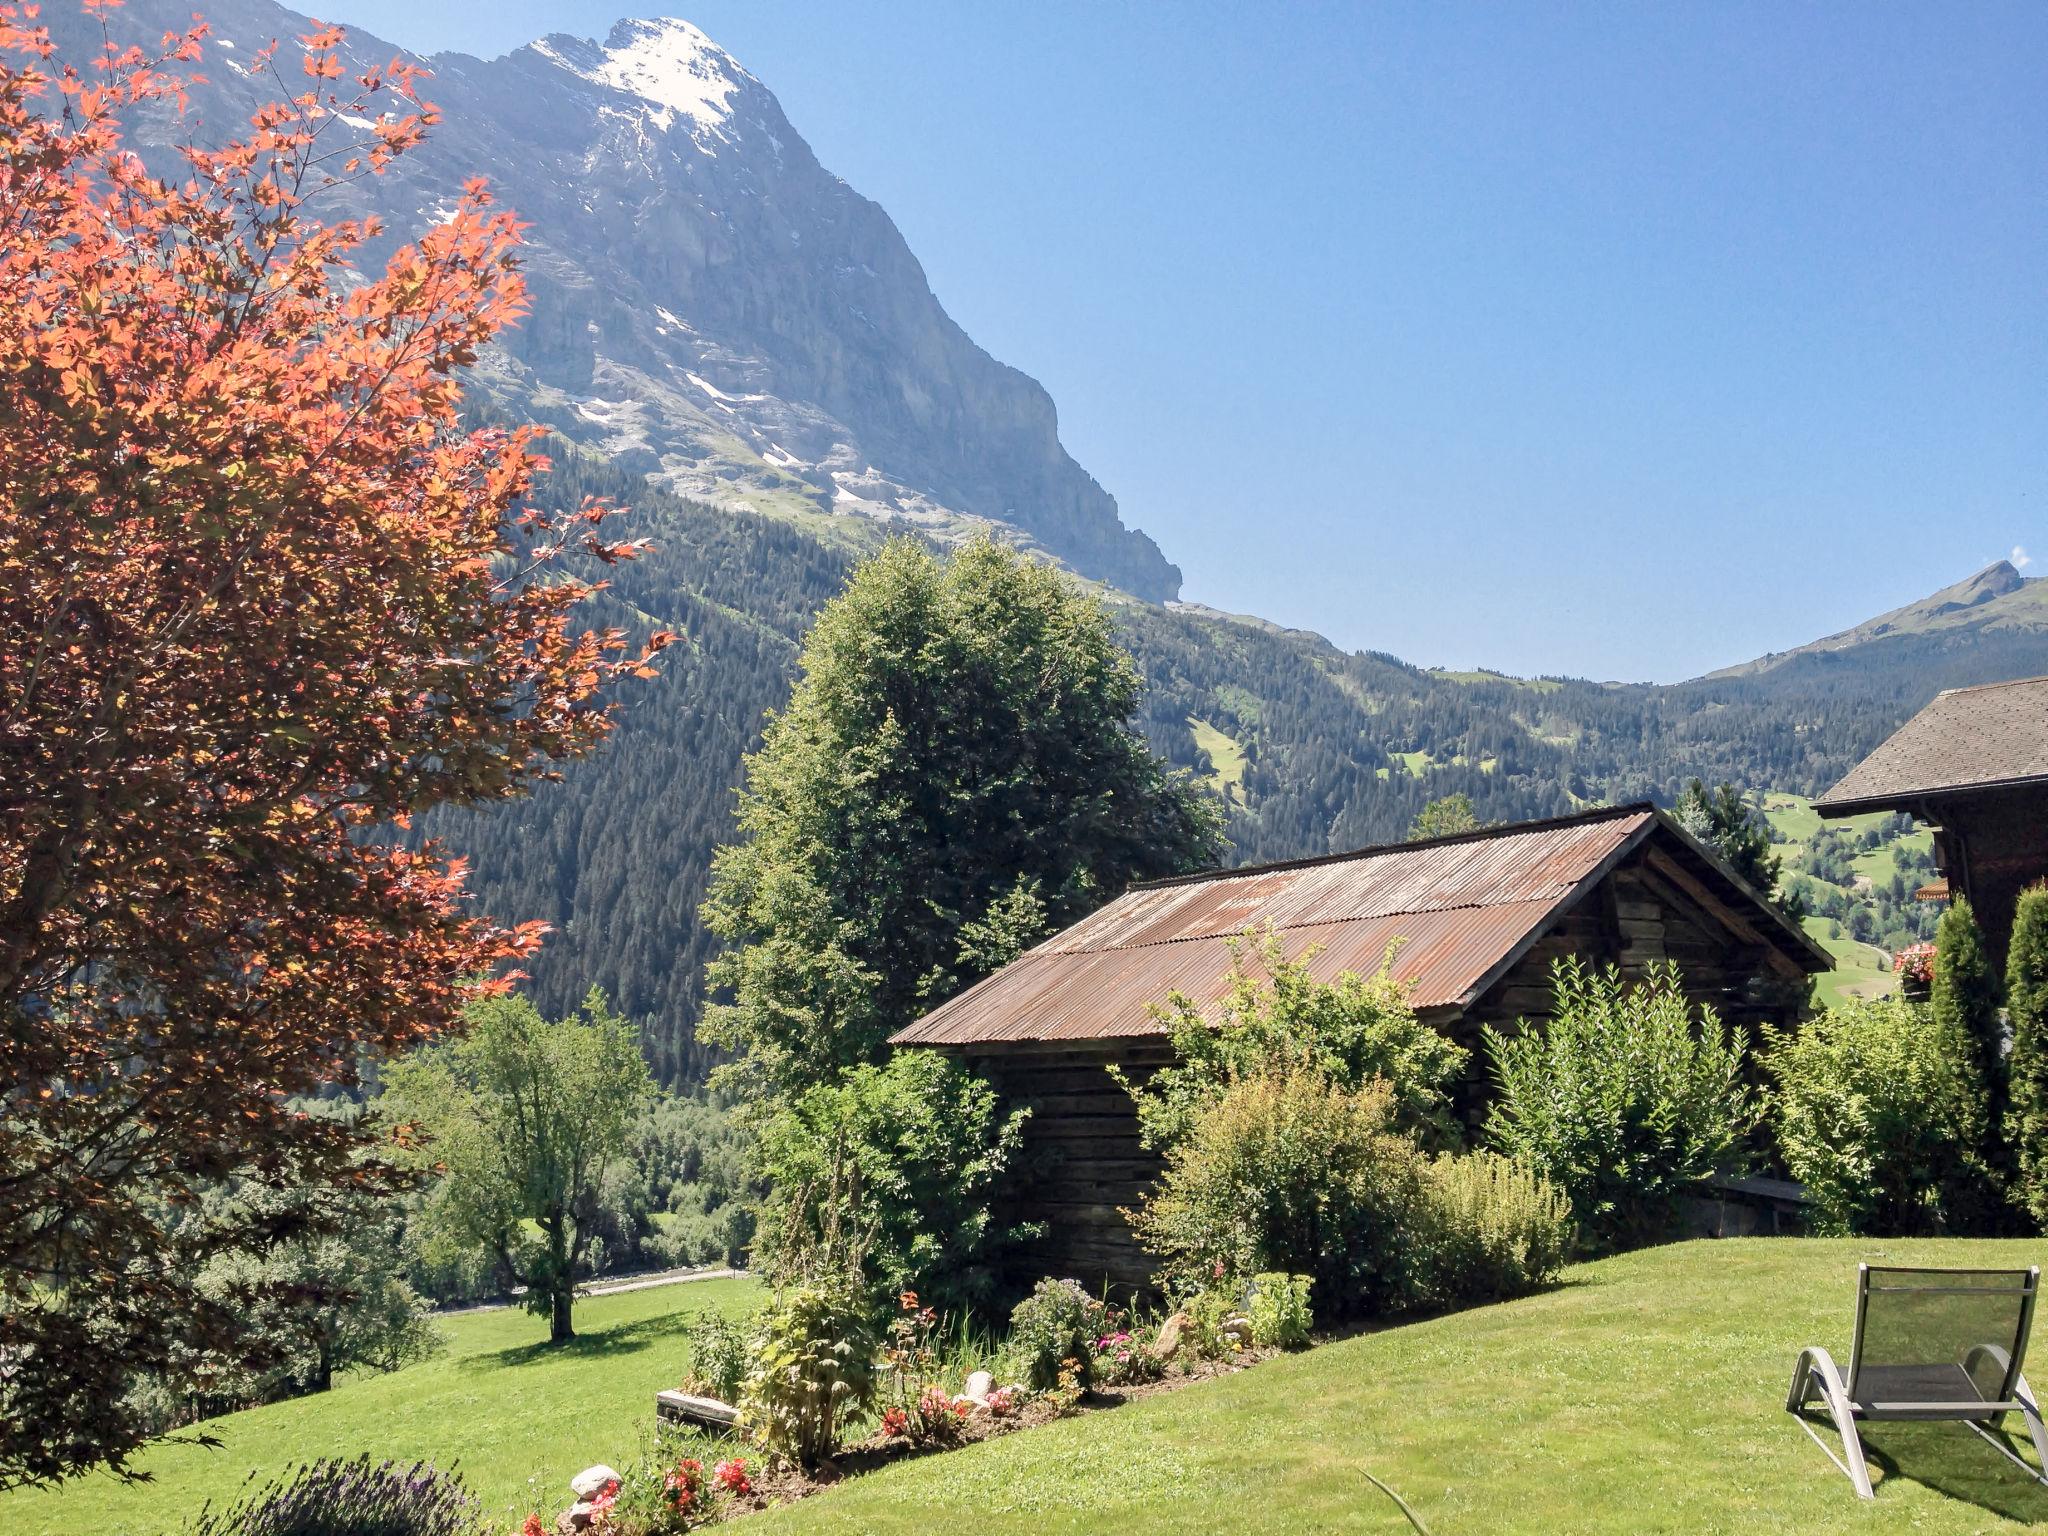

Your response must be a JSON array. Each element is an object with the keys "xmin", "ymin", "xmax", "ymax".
[{"xmin": 2015, "ymin": 544, "xmax": 2034, "ymax": 570}]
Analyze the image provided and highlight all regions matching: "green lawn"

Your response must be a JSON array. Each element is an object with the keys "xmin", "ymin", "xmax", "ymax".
[
  {"xmin": 7, "ymin": 1278, "xmax": 761, "ymax": 1536},
  {"xmin": 757, "ymin": 1238, "xmax": 2048, "ymax": 1536},
  {"xmin": 33, "ymin": 1243, "xmax": 2048, "ymax": 1535}
]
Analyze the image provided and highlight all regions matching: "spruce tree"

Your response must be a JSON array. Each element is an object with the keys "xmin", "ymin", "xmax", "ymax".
[
  {"xmin": 2005, "ymin": 886, "xmax": 2048, "ymax": 1226},
  {"xmin": 1932, "ymin": 897, "xmax": 2007, "ymax": 1179}
]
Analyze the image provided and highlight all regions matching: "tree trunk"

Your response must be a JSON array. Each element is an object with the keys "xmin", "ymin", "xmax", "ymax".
[{"xmin": 550, "ymin": 1284, "xmax": 574, "ymax": 1343}]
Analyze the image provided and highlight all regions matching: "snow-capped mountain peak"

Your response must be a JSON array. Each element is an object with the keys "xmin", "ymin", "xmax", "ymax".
[{"xmin": 531, "ymin": 17, "xmax": 752, "ymax": 142}]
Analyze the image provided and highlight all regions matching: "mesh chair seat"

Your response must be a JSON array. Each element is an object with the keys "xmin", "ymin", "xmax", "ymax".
[
  {"xmin": 1853, "ymin": 1363, "xmax": 2015, "ymax": 1414},
  {"xmin": 1789, "ymin": 1264, "xmax": 2048, "ymax": 1499}
]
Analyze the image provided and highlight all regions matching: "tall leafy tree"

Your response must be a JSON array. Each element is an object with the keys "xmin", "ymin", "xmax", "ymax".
[
  {"xmin": 1409, "ymin": 793, "xmax": 1482, "ymax": 840},
  {"xmin": 0, "ymin": 17, "xmax": 663, "ymax": 1486},
  {"xmin": 382, "ymin": 991, "xmax": 653, "ymax": 1343},
  {"xmin": 2005, "ymin": 886, "xmax": 2048, "ymax": 1225},
  {"xmin": 1932, "ymin": 897, "xmax": 2006, "ymax": 1173},
  {"xmin": 702, "ymin": 538, "xmax": 1221, "ymax": 1091}
]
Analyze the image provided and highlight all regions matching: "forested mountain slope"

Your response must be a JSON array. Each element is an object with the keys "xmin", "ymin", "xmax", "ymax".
[{"xmin": 431, "ymin": 453, "xmax": 2048, "ymax": 1084}]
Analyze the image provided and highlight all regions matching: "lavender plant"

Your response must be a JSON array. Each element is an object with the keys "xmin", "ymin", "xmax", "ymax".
[{"xmin": 188, "ymin": 1458, "xmax": 483, "ymax": 1536}]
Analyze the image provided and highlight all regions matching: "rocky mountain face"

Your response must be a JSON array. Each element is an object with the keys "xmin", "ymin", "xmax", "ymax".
[{"xmin": 48, "ymin": 2, "xmax": 1180, "ymax": 599}]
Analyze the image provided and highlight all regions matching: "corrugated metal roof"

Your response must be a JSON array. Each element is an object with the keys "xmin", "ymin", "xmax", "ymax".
[
  {"xmin": 1816, "ymin": 675, "xmax": 2048, "ymax": 813},
  {"xmin": 891, "ymin": 806, "xmax": 1658, "ymax": 1047}
]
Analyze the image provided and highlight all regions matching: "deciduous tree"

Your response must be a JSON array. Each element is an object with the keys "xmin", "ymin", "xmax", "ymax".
[
  {"xmin": 701, "ymin": 537, "xmax": 1220, "ymax": 1091},
  {"xmin": 381, "ymin": 990, "xmax": 653, "ymax": 1342},
  {"xmin": 0, "ymin": 10, "xmax": 663, "ymax": 1485}
]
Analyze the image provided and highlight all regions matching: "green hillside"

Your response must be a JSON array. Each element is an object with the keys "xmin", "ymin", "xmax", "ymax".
[{"xmin": 427, "ymin": 449, "xmax": 2048, "ymax": 1085}]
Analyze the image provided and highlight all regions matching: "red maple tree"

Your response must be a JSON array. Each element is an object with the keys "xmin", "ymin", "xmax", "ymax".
[{"xmin": 0, "ymin": 3, "xmax": 668, "ymax": 1484}]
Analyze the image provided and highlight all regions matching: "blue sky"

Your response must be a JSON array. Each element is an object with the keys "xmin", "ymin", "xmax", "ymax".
[{"xmin": 329, "ymin": 1, "xmax": 2043, "ymax": 681}]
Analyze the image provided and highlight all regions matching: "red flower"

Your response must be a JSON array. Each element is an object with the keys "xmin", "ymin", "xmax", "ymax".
[
  {"xmin": 882, "ymin": 1405, "xmax": 911, "ymax": 1437},
  {"xmin": 522, "ymin": 1515, "xmax": 547, "ymax": 1536},
  {"xmin": 714, "ymin": 1457, "xmax": 752, "ymax": 1496}
]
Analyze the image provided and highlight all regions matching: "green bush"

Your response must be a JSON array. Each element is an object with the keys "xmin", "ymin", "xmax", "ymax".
[
  {"xmin": 1766, "ymin": 998, "xmax": 1999, "ymax": 1235},
  {"xmin": 1126, "ymin": 929, "xmax": 1468, "ymax": 1153},
  {"xmin": 1006, "ymin": 1277, "xmax": 1107, "ymax": 1390},
  {"xmin": 1485, "ymin": 960, "xmax": 1753, "ymax": 1252},
  {"xmin": 1131, "ymin": 1067, "xmax": 1427, "ymax": 1320},
  {"xmin": 751, "ymin": 1049, "xmax": 1034, "ymax": 1313},
  {"xmin": 1245, "ymin": 1273, "xmax": 1313, "ymax": 1348},
  {"xmin": 684, "ymin": 1308, "xmax": 753, "ymax": 1404},
  {"xmin": 737, "ymin": 1284, "xmax": 880, "ymax": 1467},
  {"xmin": 1932, "ymin": 897, "xmax": 2005, "ymax": 1160},
  {"xmin": 2007, "ymin": 885, "xmax": 2048, "ymax": 1226},
  {"xmin": 1414, "ymin": 1151, "xmax": 1574, "ymax": 1307}
]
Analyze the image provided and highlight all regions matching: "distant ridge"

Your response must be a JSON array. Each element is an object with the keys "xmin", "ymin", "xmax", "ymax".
[{"xmin": 1701, "ymin": 561, "xmax": 2048, "ymax": 680}]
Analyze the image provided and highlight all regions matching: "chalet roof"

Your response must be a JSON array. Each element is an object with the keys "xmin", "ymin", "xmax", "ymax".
[
  {"xmin": 889, "ymin": 804, "xmax": 1825, "ymax": 1048},
  {"xmin": 1816, "ymin": 675, "xmax": 2048, "ymax": 816}
]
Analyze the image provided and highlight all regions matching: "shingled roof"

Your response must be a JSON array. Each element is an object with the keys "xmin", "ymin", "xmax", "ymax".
[
  {"xmin": 1816, "ymin": 675, "xmax": 2048, "ymax": 815},
  {"xmin": 890, "ymin": 804, "xmax": 1823, "ymax": 1048}
]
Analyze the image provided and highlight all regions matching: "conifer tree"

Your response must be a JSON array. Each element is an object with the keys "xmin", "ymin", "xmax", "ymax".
[
  {"xmin": 1932, "ymin": 898, "xmax": 2007, "ymax": 1175},
  {"xmin": 2005, "ymin": 886, "xmax": 2048, "ymax": 1226}
]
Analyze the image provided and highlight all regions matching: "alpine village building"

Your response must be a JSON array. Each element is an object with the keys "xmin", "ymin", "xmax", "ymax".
[
  {"xmin": 889, "ymin": 803, "xmax": 1829, "ymax": 1293},
  {"xmin": 1816, "ymin": 675, "xmax": 2048, "ymax": 971}
]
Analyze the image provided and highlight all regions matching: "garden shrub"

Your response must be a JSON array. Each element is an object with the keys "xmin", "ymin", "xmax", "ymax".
[
  {"xmin": 1932, "ymin": 897, "xmax": 2007, "ymax": 1165},
  {"xmin": 1485, "ymin": 960, "xmax": 1753, "ymax": 1251},
  {"xmin": 2007, "ymin": 885, "xmax": 2048, "ymax": 1227},
  {"xmin": 604, "ymin": 1445, "xmax": 754, "ymax": 1535},
  {"xmin": 1091, "ymin": 1318, "xmax": 1166, "ymax": 1385},
  {"xmin": 1178, "ymin": 1286, "xmax": 1246, "ymax": 1361},
  {"xmin": 684, "ymin": 1308, "xmax": 753, "ymax": 1403},
  {"xmin": 1766, "ymin": 998, "xmax": 1999, "ymax": 1235},
  {"xmin": 1414, "ymin": 1151, "xmax": 1573, "ymax": 1306},
  {"xmin": 1245, "ymin": 1273, "xmax": 1313, "ymax": 1348},
  {"xmin": 751, "ymin": 1049, "xmax": 1036, "ymax": 1313},
  {"xmin": 189, "ymin": 1458, "xmax": 481, "ymax": 1536},
  {"xmin": 737, "ymin": 1283, "xmax": 880, "ymax": 1467},
  {"xmin": 1126, "ymin": 930, "xmax": 1468, "ymax": 1153},
  {"xmin": 1006, "ymin": 1277, "xmax": 1107, "ymax": 1390},
  {"xmin": 1132, "ymin": 1067, "xmax": 1428, "ymax": 1320}
]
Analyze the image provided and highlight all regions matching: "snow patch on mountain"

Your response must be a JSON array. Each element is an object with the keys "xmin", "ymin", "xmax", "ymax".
[{"xmin": 532, "ymin": 18, "xmax": 749, "ymax": 143}]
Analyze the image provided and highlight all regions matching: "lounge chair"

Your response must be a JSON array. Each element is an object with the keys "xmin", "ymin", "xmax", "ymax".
[{"xmin": 1788, "ymin": 1263, "xmax": 2048, "ymax": 1498}]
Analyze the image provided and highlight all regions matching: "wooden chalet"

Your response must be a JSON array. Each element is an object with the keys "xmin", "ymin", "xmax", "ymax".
[
  {"xmin": 1816, "ymin": 675, "xmax": 2048, "ymax": 970},
  {"xmin": 889, "ymin": 803, "xmax": 1827, "ymax": 1293}
]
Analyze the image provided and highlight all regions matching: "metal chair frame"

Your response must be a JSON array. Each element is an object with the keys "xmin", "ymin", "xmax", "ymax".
[{"xmin": 1788, "ymin": 1263, "xmax": 2048, "ymax": 1499}]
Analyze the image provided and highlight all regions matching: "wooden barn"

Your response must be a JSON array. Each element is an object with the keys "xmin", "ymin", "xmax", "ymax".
[
  {"xmin": 1816, "ymin": 675, "xmax": 2048, "ymax": 970},
  {"xmin": 889, "ymin": 803, "xmax": 1827, "ymax": 1293}
]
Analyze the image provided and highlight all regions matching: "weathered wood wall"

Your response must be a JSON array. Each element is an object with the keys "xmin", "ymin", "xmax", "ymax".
[
  {"xmin": 1936, "ymin": 785, "xmax": 2048, "ymax": 973},
  {"xmin": 955, "ymin": 1039, "xmax": 1174, "ymax": 1298}
]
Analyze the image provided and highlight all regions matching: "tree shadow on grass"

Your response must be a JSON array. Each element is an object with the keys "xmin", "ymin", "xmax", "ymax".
[
  {"xmin": 464, "ymin": 1311, "xmax": 696, "ymax": 1373},
  {"xmin": 1858, "ymin": 1420, "xmax": 2048, "ymax": 1524}
]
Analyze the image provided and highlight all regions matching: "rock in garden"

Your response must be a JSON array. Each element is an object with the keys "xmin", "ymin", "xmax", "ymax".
[
  {"xmin": 562, "ymin": 1500, "xmax": 598, "ymax": 1531},
  {"xmin": 963, "ymin": 1369, "xmax": 995, "ymax": 1402},
  {"xmin": 569, "ymin": 1465, "xmax": 622, "ymax": 1499},
  {"xmin": 1222, "ymin": 1315, "xmax": 1254, "ymax": 1344},
  {"xmin": 1150, "ymin": 1312, "xmax": 1189, "ymax": 1359},
  {"xmin": 655, "ymin": 1389, "xmax": 739, "ymax": 1428}
]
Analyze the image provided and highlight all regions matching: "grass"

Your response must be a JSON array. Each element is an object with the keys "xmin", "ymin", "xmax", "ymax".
[
  {"xmin": 754, "ymin": 1238, "xmax": 2048, "ymax": 1536},
  {"xmin": 38, "ymin": 1241, "xmax": 2048, "ymax": 1535},
  {"xmin": 7, "ymin": 1278, "xmax": 762, "ymax": 1536},
  {"xmin": 1187, "ymin": 717, "xmax": 1247, "ymax": 796},
  {"xmin": 1802, "ymin": 916, "xmax": 1899, "ymax": 1006}
]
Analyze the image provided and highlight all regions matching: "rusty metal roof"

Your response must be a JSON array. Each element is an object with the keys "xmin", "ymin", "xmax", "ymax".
[
  {"xmin": 891, "ymin": 805, "xmax": 1663, "ymax": 1047},
  {"xmin": 1816, "ymin": 675, "xmax": 2048, "ymax": 814}
]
